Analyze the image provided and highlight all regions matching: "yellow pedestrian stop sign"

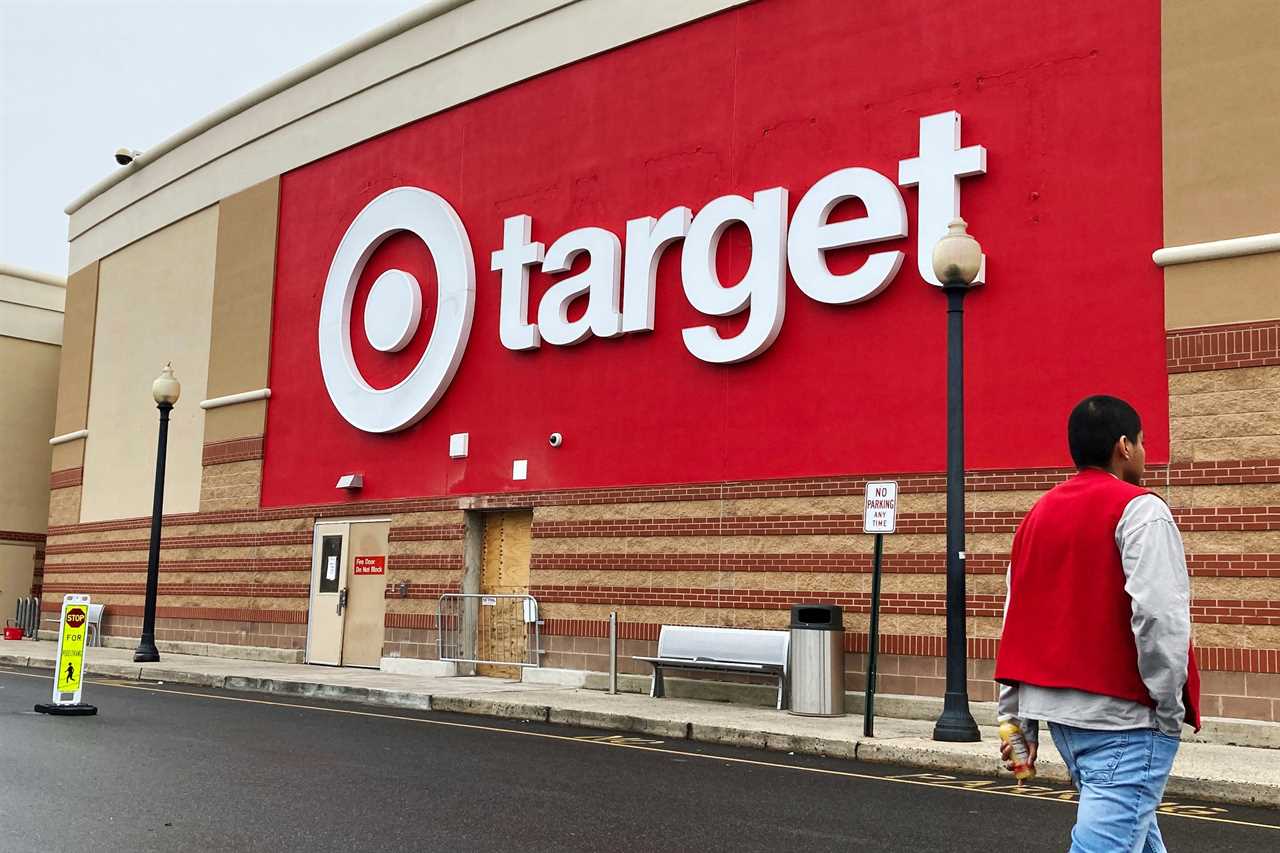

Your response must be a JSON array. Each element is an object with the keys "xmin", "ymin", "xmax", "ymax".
[
  {"xmin": 35, "ymin": 593, "xmax": 97, "ymax": 715},
  {"xmin": 54, "ymin": 594, "xmax": 90, "ymax": 701},
  {"xmin": 56, "ymin": 596, "xmax": 89, "ymax": 691}
]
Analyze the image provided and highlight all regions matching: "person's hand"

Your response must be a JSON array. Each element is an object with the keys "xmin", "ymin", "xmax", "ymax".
[{"xmin": 1000, "ymin": 739, "xmax": 1037, "ymax": 783}]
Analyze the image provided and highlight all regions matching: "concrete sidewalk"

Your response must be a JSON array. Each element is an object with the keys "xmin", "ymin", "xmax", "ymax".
[{"xmin": 4, "ymin": 638, "xmax": 1278, "ymax": 809}]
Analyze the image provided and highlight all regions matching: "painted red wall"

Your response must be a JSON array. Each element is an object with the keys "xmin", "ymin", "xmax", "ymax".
[{"xmin": 264, "ymin": 0, "xmax": 1165, "ymax": 507}]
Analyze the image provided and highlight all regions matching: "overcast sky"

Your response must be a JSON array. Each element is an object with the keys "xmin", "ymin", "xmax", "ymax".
[{"xmin": 0, "ymin": 0, "xmax": 423, "ymax": 277}]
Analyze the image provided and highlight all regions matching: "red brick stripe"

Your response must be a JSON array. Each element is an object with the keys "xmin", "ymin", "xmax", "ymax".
[
  {"xmin": 45, "ymin": 530, "xmax": 312, "ymax": 555},
  {"xmin": 49, "ymin": 467, "xmax": 83, "ymax": 490},
  {"xmin": 534, "ymin": 585, "xmax": 1006, "ymax": 616},
  {"xmin": 389, "ymin": 524, "xmax": 467, "ymax": 542},
  {"xmin": 42, "ymin": 557, "xmax": 310, "ymax": 574},
  {"xmin": 381, "ymin": 582, "xmax": 459, "ymax": 600},
  {"xmin": 535, "ymin": 585, "xmax": 1280, "ymax": 626},
  {"xmin": 531, "ymin": 552, "xmax": 1011, "ymax": 574},
  {"xmin": 42, "ymin": 583, "xmax": 309, "ymax": 598},
  {"xmin": 1165, "ymin": 460, "xmax": 1280, "ymax": 486},
  {"xmin": 37, "ymin": 601, "xmax": 307, "ymax": 623},
  {"xmin": 389, "ymin": 554, "xmax": 466, "ymax": 571},
  {"xmin": 534, "ymin": 551, "xmax": 1280, "ymax": 578},
  {"xmin": 1167, "ymin": 319, "xmax": 1280, "ymax": 374},
  {"xmin": 202, "ymin": 436, "xmax": 265, "ymax": 465},
  {"xmin": 0, "ymin": 530, "xmax": 46, "ymax": 544},
  {"xmin": 533, "ymin": 507, "xmax": 1280, "ymax": 538},
  {"xmin": 533, "ymin": 512, "xmax": 1020, "ymax": 538},
  {"xmin": 385, "ymin": 612, "xmax": 440, "ymax": 630}
]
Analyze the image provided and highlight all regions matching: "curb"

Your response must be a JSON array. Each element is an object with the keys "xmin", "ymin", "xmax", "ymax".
[{"xmin": 5, "ymin": 655, "xmax": 1276, "ymax": 809}]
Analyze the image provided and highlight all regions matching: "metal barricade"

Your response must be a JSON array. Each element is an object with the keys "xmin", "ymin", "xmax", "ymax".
[
  {"xmin": 10, "ymin": 596, "xmax": 40, "ymax": 639},
  {"xmin": 437, "ymin": 593, "xmax": 542, "ymax": 668}
]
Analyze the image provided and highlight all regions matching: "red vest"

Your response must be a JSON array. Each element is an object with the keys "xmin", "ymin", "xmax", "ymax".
[{"xmin": 994, "ymin": 469, "xmax": 1201, "ymax": 731}]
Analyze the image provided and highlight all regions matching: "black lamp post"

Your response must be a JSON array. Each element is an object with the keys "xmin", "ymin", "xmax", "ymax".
[
  {"xmin": 134, "ymin": 362, "xmax": 180, "ymax": 663},
  {"xmin": 931, "ymin": 219, "xmax": 983, "ymax": 743}
]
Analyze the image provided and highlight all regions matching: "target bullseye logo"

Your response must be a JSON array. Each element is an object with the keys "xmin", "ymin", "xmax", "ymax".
[{"xmin": 318, "ymin": 187, "xmax": 475, "ymax": 433}]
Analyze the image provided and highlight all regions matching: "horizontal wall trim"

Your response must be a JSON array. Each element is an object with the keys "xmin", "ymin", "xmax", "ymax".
[
  {"xmin": 1154, "ymin": 232, "xmax": 1280, "ymax": 267},
  {"xmin": 49, "ymin": 467, "xmax": 83, "ymax": 490},
  {"xmin": 533, "ymin": 585, "xmax": 1280, "ymax": 626},
  {"xmin": 0, "ymin": 262, "xmax": 66, "ymax": 288},
  {"xmin": 382, "ymin": 582, "xmax": 459, "ymax": 601},
  {"xmin": 41, "ymin": 583, "xmax": 309, "ymax": 599},
  {"xmin": 389, "ymin": 524, "xmax": 468, "ymax": 542},
  {"xmin": 42, "ymin": 557, "xmax": 310, "ymax": 575},
  {"xmin": 0, "ymin": 530, "xmax": 46, "ymax": 544},
  {"xmin": 38, "ymin": 601, "xmax": 307, "ymax": 623},
  {"xmin": 45, "ymin": 529, "xmax": 311, "ymax": 556},
  {"xmin": 531, "ymin": 551, "xmax": 1280, "ymax": 578},
  {"xmin": 0, "ymin": 300, "xmax": 64, "ymax": 345},
  {"xmin": 1166, "ymin": 318, "xmax": 1280, "ymax": 373},
  {"xmin": 48, "ymin": 429, "xmax": 87, "ymax": 446},
  {"xmin": 199, "ymin": 389, "xmax": 271, "ymax": 410},
  {"xmin": 533, "ymin": 507, "xmax": 1280, "ymax": 539},
  {"xmin": 385, "ymin": 612, "xmax": 441, "ymax": 631},
  {"xmin": 202, "ymin": 436, "xmax": 265, "ymax": 466}
]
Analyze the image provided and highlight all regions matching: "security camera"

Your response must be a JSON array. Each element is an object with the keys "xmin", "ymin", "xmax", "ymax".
[
  {"xmin": 114, "ymin": 148, "xmax": 142, "ymax": 166},
  {"xmin": 548, "ymin": 432, "xmax": 563, "ymax": 448}
]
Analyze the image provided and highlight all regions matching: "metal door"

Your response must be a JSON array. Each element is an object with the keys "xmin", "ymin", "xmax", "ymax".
[
  {"xmin": 477, "ymin": 510, "xmax": 532, "ymax": 678},
  {"xmin": 342, "ymin": 521, "xmax": 389, "ymax": 668},
  {"xmin": 307, "ymin": 522, "xmax": 349, "ymax": 665}
]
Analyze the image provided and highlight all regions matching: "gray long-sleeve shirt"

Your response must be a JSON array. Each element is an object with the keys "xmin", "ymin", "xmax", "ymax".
[{"xmin": 997, "ymin": 491, "xmax": 1192, "ymax": 740}]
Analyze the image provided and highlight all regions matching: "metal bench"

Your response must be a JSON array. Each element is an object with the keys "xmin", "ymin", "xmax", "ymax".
[{"xmin": 634, "ymin": 625, "xmax": 790, "ymax": 710}]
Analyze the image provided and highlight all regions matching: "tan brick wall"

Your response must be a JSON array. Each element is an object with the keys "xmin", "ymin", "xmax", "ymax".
[{"xmin": 199, "ymin": 460, "xmax": 264, "ymax": 512}]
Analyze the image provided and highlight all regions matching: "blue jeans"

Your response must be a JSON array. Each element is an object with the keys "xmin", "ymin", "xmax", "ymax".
[{"xmin": 1049, "ymin": 723, "xmax": 1180, "ymax": 853}]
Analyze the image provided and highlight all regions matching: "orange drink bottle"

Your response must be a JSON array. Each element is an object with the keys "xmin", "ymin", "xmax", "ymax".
[{"xmin": 998, "ymin": 715, "xmax": 1036, "ymax": 783}]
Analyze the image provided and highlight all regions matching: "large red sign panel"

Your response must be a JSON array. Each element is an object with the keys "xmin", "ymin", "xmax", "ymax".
[{"xmin": 264, "ymin": 0, "xmax": 1165, "ymax": 507}]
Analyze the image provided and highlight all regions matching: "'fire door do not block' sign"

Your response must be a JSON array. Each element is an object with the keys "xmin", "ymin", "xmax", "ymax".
[{"xmin": 863, "ymin": 481, "xmax": 898, "ymax": 534}]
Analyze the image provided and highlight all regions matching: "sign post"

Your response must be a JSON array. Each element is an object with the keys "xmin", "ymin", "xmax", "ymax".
[
  {"xmin": 35, "ymin": 593, "xmax": 97, "ymax": 716},
  {"xmin": 862, "ymin": 481, "xmax": 898, "ymax": 737}
]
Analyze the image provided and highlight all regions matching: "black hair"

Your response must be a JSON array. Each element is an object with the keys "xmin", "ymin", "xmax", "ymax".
[{"xmin": 1067, "ymin": 395, "xmax": 1142, "ymax": 469}]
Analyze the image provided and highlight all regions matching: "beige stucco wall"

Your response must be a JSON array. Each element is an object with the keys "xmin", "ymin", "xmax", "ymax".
[
  {"xmin": 204, "ymin": 177, "xmax": 279, "ymax": 444},
  {"xmin": 0, "ymin": 542, "xmax": 38, "ymax": 621},
  {"xmin": 0, "ymin": 336, "xmax": 61, "ymax": 533},
  {"xmin": 1162, "ymin": 0, "xmax": 1280, "ymax": 328},
  {"xmin": 80, "ymin": 207, "xmax": 219, "ymax": 522}
]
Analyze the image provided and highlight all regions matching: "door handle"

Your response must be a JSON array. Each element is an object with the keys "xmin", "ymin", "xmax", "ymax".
[{"xmin": 337, "ymin": 587, "xmax": 348, "ymax": 615}]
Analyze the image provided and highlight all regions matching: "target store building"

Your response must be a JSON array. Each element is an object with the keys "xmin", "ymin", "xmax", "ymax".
[{"xmin": 43, "ymin": 0, "xmax": 1280, "ymax": 721}]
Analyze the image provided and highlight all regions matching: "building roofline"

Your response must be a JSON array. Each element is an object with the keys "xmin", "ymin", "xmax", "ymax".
[
  {"xmin": 0, "ymin": 262, "xmax": 67, "ymax": 288},
  {"xmin": 64, "ymin": 0, "xmax": 471, "ymax": 215}
]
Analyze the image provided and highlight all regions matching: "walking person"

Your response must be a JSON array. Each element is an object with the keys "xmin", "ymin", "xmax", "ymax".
[{"xmin": 995, "ymin": 395, "xmax": 1201, "ymax": 852}]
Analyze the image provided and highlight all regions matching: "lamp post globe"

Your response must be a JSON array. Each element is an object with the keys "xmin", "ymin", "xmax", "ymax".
[
  {"xmin": 152, "ymin": 362, "xmax": 181, "ymax": 406},
  {"xmin": 931, "ymin": 218, "xmax": 984, "ymax": 743},
  {"xmin": 932, "ymin": 218, "xmax": 983, "ymax": 286},
  {"xmin": 134, "ymin": 363, "xmax": 180, "ymax": 663}
]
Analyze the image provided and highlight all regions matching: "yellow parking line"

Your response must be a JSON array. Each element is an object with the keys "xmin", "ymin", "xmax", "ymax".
[{"xmin": 2, "ymin": 667, "xmax": 1276, "ymax": 832}]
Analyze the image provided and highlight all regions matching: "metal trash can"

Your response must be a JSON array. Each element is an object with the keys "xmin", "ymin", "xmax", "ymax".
[{"xmin": 788, "ymin": 603, "xmax": 844, "ymax": 716}]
